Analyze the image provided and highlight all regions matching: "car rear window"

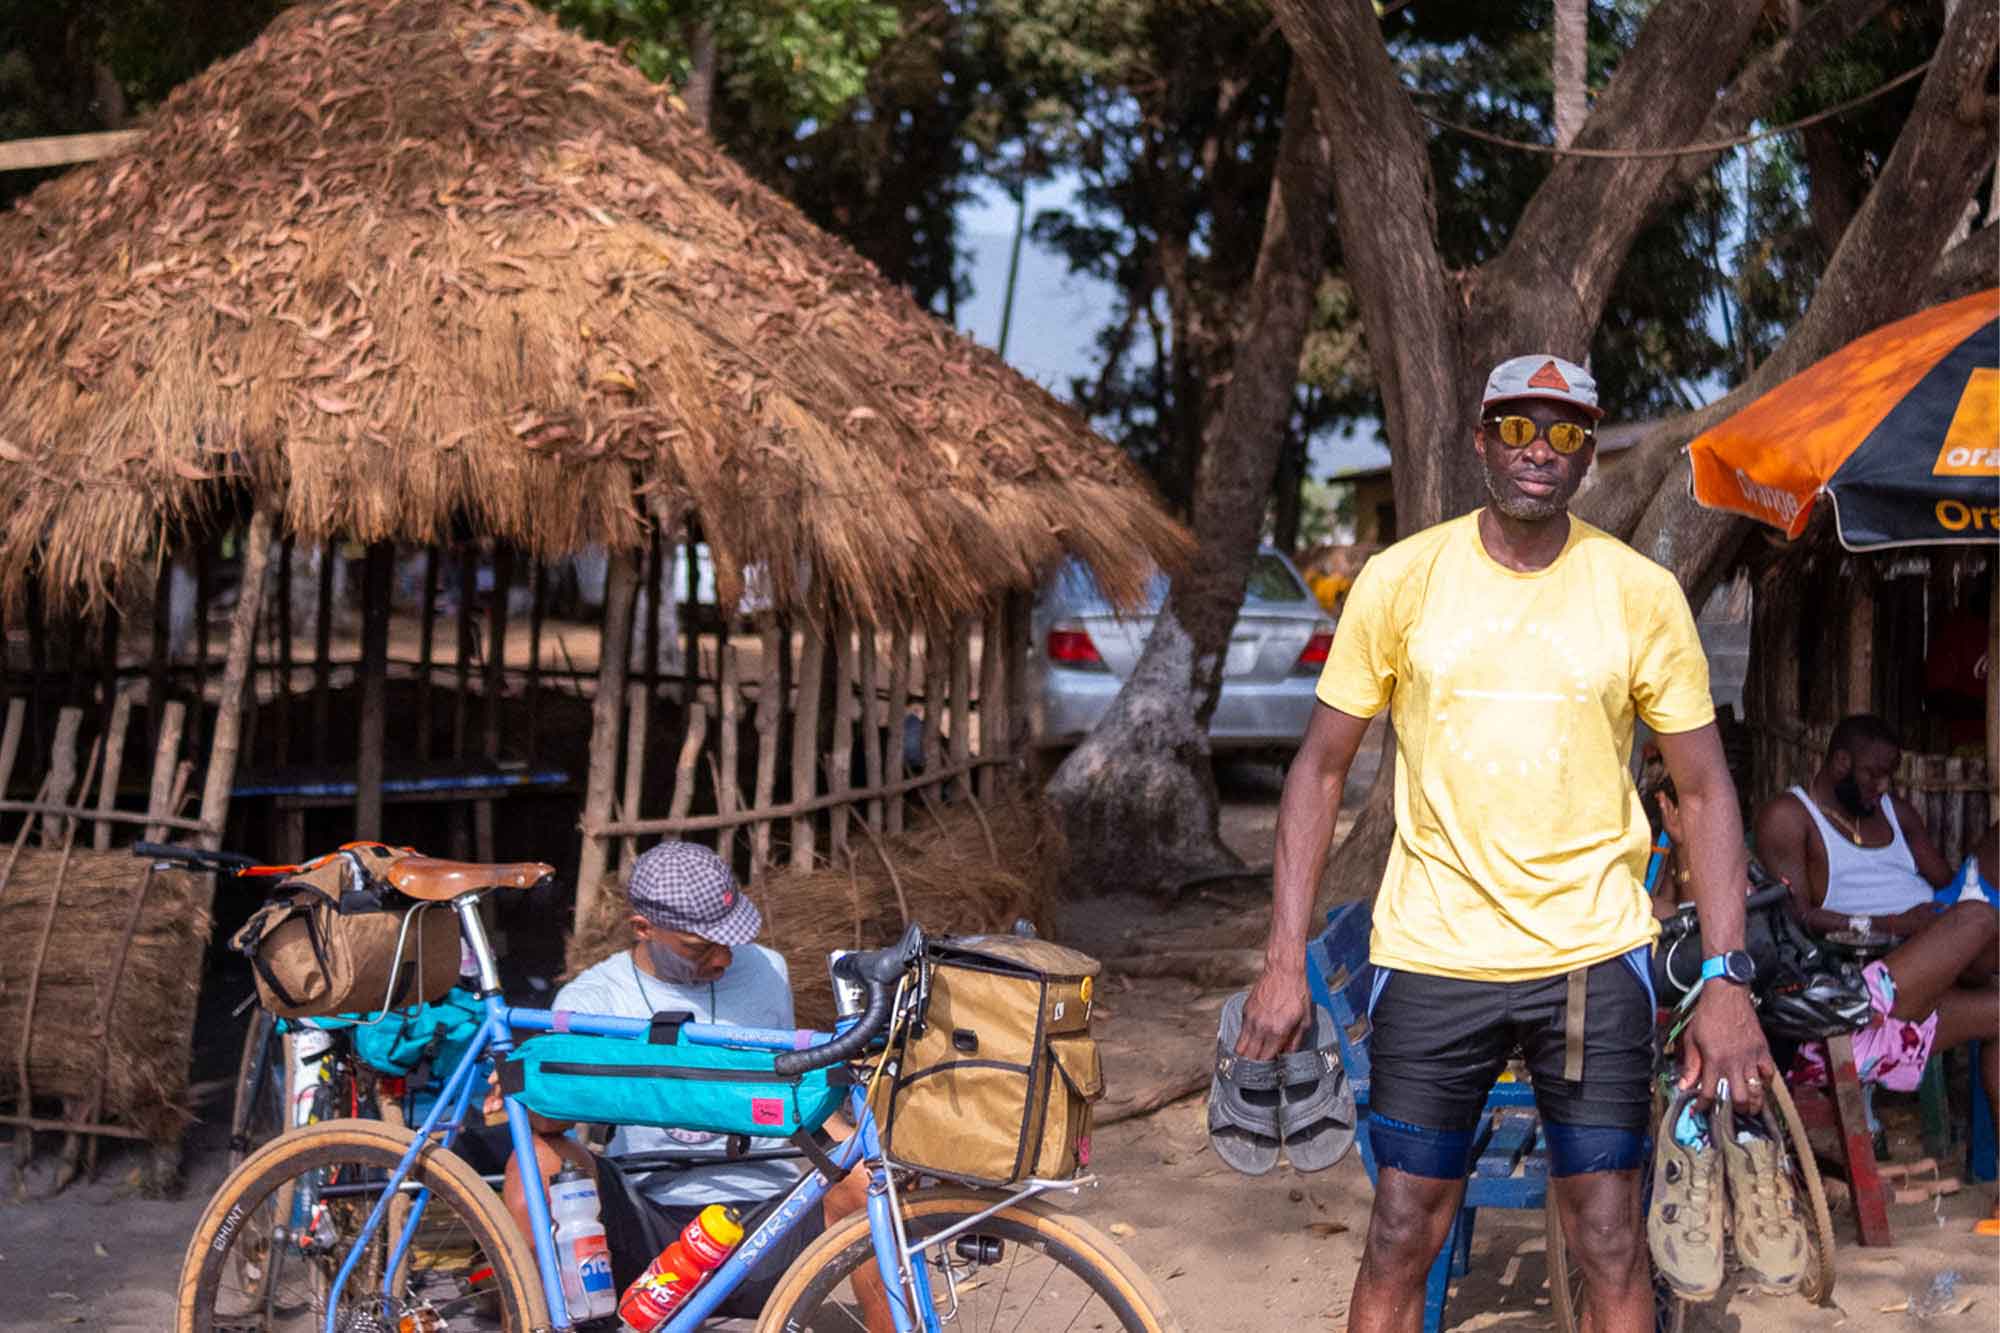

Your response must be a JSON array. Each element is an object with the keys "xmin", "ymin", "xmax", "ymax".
[
  {"xmin": 1244, "ymin": 554, "xmax": 1309, "ymax": 603},
  {"xmin": 1053, "ymin": 555, "xmax": 1307, "ymax": 607}
]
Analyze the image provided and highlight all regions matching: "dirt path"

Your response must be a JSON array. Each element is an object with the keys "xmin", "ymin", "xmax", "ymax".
[{"xmin": 2, "ymin": 756, "xmax": 1996, "ymax": 1331}]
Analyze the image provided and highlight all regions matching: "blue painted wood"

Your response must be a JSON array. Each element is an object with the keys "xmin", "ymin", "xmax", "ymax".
[
  {"xmin": 1307, "ymin": 901, "xmax": 1553, "ymax": 1333},
  {"xmin": 1475, "ymin": 1110, "xmax": 1538, "ymax": 1179},
  {"xmin": 1972, "ymin": 1040, "xmax": 1996, "ymax": 1183}
]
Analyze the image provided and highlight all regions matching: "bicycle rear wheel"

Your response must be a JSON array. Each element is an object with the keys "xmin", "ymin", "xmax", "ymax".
[
  {"xmin": 178, "ymin": 1118, "xmax": 544, "ymax": 1333},
  {"xmin": 755, "ymin": 1188, "xmax": 1181, "ymax": 1333}
]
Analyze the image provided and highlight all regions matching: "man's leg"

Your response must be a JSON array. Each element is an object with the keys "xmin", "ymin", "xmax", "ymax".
[
  {"xmin": 821, "ymin": 1155, "xmax": 893, "ymax": 1333},
  {"xmin": 1350, "ymin": 1168, "xmax": 1471, "ymax": 1333},
  {"xmin": 1548, "ymin": 1168, "xmax": 1648, "ymax": 1333},
  {"xmin": 1356, "ymin": 969, "xmax": 1511, "ymax": 1333},
  {"xmin": 1881, "ymin": 902, "xmax": 2000, "ymax": 1021},
  {"xmin": 1526, "ymin": 952, "xmax": 1657, "ymax": 1333}
]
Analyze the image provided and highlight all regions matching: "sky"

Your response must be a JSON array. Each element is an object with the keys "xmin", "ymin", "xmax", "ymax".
[{"xmin": 951, "ymin": 180, "xmax": 1394, "ymax": 481}]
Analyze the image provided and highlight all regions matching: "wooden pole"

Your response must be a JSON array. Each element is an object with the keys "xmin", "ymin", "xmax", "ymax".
[
  {"xmin": 752, "ymin": 620, "xmax": 781, "ymax": 878},
  {"xmin": 830, "ymin": 611, "xmax": 857, "ymax": 864},
  {"xmin": 858, "ymin": 623, "xmax": 882, "ymax": 831},
  {"xmin": 26, "ymin": 579, "xmax": 45, "ymax": 763},
  {"xmin": 1845, "ymin": 578, "xmax": 1874, "ymax": 717},
  {"xmin": 683, "ymin": 534, "xmax": 701, "ymax": 697},
  {"xmin": 527, "ymin": 560, "xmax": 547, "ymax": 764},
  {"xmin": 312, "ymin": 543, "xmax": 334, "ymax": 764},
  {"xmin": 150, "ymin": 560, "xmax": 170, "ymax": 757},
  {"xmin": 619, "ymin": 683, "xmax": 650, "ymax": 873},
  {"xmin": 670, "ymin": 704, "xmax": 708, "ymax": 822},
  {"xmin": 790, "ymin": 618, "xmax": 826, "ymax": 869},
  {"xmin": 91, "ymin": 688, "xmax": 134, "ymax": 851},
  {"xmin": 977, "ymin": 600, "xmax": 1007, "ymax": 801},
  {"xmin": 418, "ymin": 547, "xmax": 439, "ymax": 761},
  {"xmin": 96, "ymin": 608, "xmax": 120, "ymax": 728},
  {"xmin": 453, "ymin": 550, "xmax": 476, "ymax": 760},
  {"xmin": 275, "ymin": 536, "xmax": 294, "ymax": 765},
  {"xmin": 41, "ymin": 708, "xmax": 81, "ymax": 846},
  {"xmin": 0, "ymin": 699, "xmax": 23, "ymax": 804},
  {"xmin": 198, "ymin": 510, "xmax": 273, "ymax": 850},
  {"xmin": 716, "ymin": 633, "xmax": 741, "ymax": 867},
  {"xmin": 193, "ymin": 542, "xmax": 212, "ymax": 760},
  {"xmin": 573, "ymin": 550, "xmax": 639, "ymax": 929},
  {"xmin": 593, "ymin": 755, "xmax": 1012, "ymax": 837},
  {"xmin": 645, "ymin": 532, "xmax": 664, "ymax": 698},
  {"xmin": 144, "ymin": 701, "xmax": 186, "ymax": 843},
  {"xmin": 885, "ymin": 625, "xmax": 910, "ymax": 835},
  {"xmin": 921, "ymin": 623, "xmax": 947, "ymax": 783},
  {"xmin": 355, "ymin": 542, "xmax": 394, "ymax": 842},
  {"xmin": 478, "ymin": 545, "xmax": 513, "ymax": 861},
  {"xmin": 950, "ymin": 617, "xmax": 973, "ymax": 782},
  {"xmin": 1005, "ymin": 589, "xmax": 1032, "ymax": 757}
]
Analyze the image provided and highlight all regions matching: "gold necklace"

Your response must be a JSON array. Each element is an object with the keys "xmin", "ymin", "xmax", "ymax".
[{"xmin": 1814, "ymin": 798, "xmax": 1865, "ymax": 846}]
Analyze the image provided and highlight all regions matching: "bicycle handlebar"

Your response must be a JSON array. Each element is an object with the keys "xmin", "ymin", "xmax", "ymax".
[
  {"xmin": 772, "ymin": 923, "xmax": 925, "ymax": 1077},
  {"xmin": 132, "ymin": 841, "xmax": 260, "ymax": 873}
]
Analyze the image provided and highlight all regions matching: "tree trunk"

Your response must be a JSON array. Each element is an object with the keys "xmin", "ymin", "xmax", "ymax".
[
  {"xmin": 683, "ymin": 22, "xmax": 718, "ymax": 130},
  {"xmin": 1047, "ymin": 67, "xmax": 1336, "ymax": 893},
  {"xmin": 1267, "ymin": 0, "xmax": 1985, "ymax": 907}
]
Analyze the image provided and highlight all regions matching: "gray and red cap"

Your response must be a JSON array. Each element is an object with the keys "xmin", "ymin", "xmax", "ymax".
[
  {"xmin": 627, "ymin": 840, "xmax": 763, "ymax": 945},
  {"xmin": 1482, "ymin": 354, "xmax": 1603, "ymax": 420}
]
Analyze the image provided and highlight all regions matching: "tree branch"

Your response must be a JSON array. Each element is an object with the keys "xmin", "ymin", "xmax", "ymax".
[
  {"xmin": 1487, "ymin": 0, "xmax": 1767, "ymax": 322},
  {"xmin": 1625, "ymin": 0, "xmax": 1999, "ymax": 587},
  {"xmin": 1269, "ymin": 0, "xmax": 1457, "ymax": 527},
  {"xmin": 1926, "ymin": 221, "xmax": 1999, "ymax": 304}
]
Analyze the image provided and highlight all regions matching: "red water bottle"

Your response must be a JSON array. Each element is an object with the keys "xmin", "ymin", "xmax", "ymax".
[{"xmin": 616, "ymin": 1204, "xmax": 744, "ymax": 1331}]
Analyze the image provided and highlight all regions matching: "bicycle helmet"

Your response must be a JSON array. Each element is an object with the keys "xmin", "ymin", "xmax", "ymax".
[{"xmin": 1758, "ymin": 970, "xmax": 1871, "ymax": 1041}]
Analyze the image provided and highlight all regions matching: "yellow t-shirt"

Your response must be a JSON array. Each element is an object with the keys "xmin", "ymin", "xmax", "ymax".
[{"xmin": 1317, "ymin": 511, "xmax": 1714, "ymax": 981}]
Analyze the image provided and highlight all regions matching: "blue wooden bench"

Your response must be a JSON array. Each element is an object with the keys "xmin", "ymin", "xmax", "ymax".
[{"xmin": 1306, "ymin": 898, "xmax": 1551, "ymax": 1333}]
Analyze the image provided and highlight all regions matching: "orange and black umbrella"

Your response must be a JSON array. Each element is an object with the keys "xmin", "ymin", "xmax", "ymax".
[{"xmin": 1688, "ymin": 288, "xmax": 1998, "ymax": 550}]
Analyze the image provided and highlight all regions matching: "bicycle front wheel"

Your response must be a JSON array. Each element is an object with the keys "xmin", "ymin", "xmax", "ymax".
[
  {"xmin": 178, "ymin": 1118, "xmax": 545, "ymax": 1333},
  {"xmin": 756, "ymin": 1188, "xmax": 1181, "ymax": 1333}
]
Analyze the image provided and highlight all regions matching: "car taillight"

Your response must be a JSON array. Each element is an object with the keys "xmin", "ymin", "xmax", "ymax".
[
  {"xmin": 1047, "ymin": 626, "xmax": 1105, "ymax": 668},
  {"xmin": 1293, "ymin": 626, "xmax": 1334, "ymax": 674}
]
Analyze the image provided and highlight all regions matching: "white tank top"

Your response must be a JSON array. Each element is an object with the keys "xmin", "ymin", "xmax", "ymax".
[{"xmin": 1788, "ymin": 785, "xmax": 1930, "ymax": 917}]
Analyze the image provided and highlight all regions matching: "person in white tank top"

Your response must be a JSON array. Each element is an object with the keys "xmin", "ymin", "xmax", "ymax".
[{"xmin": 1754, "ymin": 716, "xmax": 1997, "ymax": 1203}]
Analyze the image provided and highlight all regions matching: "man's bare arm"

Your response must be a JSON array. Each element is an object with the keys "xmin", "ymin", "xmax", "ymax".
[
  {"xmin": 1893, "ymin": 793, "xmax": 1954, "ymax": 888},
  {"xmin": 1754, "ymin": 796, "xmax": 1856, "ymax": 935},
  {"xmin": 1235, "ymin": 703, "xmax": 1373, "ymax": 1060},
  {"xmin": 1657, "ymin": 723, "xmax": 1775, "ymax": 1113}
]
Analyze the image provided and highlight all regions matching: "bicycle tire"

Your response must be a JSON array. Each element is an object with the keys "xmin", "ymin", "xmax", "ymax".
[
  {"xmin": 230, "ymin": 1009, "xmax": 289, "ymax": 1169},
  {"xmin": 177, "ymin": 1117, "xmax": 546, "ymax": 1333},
  {"xmin": 1546, "ymin": 1187, "xmax": 1685, "ymax": 1333},
  {"xmin": 755, "ymin": 1188, "xmax": 1182, "ymax": 1333}
]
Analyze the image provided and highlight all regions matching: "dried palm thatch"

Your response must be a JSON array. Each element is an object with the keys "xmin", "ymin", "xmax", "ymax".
[
  {"xmin": 0, "ymin": 0, "xmax": 1188, "ymax": 625},
  {"xmin": 0, "ymin": 852, "xmax": 208, "ymax": 1146},
  {"xmin": 566, "ymin": 798, "xmax": 1063, "ymax": 1029}
]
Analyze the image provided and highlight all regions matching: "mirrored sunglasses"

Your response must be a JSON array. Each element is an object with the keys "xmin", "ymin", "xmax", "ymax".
[{"xmin": 1487, "ymin": 414, "xmax": 1593, "ymax": 455}]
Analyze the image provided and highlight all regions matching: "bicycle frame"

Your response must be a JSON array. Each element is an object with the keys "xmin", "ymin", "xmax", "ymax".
[{"xmin": 311, "ymin": 891, "xmax": 1077, "ymax": 1333}]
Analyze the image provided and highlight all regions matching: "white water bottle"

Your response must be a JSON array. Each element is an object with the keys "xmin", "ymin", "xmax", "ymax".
[{"xmin": 550, "ymin": 1167, "xmax": 617, "ymax": 1319}]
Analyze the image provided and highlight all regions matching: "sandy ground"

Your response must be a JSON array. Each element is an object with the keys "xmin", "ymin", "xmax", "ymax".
[{"xmin": 3, "ymin": 757, "xmax": 1997, "ymax": 1332}]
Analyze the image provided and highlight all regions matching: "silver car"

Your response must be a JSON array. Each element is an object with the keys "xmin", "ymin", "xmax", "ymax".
[{"xmin": 1027, "ymin": 550, "xmax": 1335, "ymax": 753}]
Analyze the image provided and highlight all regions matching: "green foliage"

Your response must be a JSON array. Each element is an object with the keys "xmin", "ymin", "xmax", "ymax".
[{"xmin": 539, "ymin": 0, "xmax": 900, "ymax": 127}]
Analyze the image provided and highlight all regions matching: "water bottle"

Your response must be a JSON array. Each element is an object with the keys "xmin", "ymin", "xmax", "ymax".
[
  {"xmin": 550, "ymin": 1167, "xmax": 616, "ymax": 1320},
  {"xmin": 617, "ymin": 1204, "xmax": 744, "ymax": 1331}
]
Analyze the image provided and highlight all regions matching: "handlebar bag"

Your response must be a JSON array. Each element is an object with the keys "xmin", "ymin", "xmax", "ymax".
[
  {"xmin": 876, "ymin": 936, "xmax": 1105, "ymax": 1189},
  {"xmin": 229, "ymin": 843, "xmax": 461, "ymax": 1019},
  {"xmin": 496, "ymin": 1031, "xmax": 848, "ymax": 1138}
]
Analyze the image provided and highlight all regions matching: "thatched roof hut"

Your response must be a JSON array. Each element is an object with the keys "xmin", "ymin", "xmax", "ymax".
[{"xmin": 0, "ymin": 0, "xmax": 1186, "ymax": 628}]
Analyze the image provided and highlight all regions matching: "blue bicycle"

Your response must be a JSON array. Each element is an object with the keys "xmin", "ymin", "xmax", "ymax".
[{"xmin": 167, "ymin": 846, "xmax": 1177, "ymax": 1333}]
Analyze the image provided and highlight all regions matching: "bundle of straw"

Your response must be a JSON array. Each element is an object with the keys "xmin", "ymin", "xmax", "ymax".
[
  {"xmin": 566, "ymin": 797, "xmax": 1064, "ymax": 1028},
  {"xmin": 0, "ymin": 851, "xmax": 208, "ymax": 1145}
]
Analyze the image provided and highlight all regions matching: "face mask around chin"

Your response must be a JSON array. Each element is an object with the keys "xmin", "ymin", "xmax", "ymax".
[{"xmin": 645, "ymin": 937, "xmax": 707, "ymax": 985}]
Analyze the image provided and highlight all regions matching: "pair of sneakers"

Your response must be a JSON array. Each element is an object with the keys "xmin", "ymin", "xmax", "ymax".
[{"xmin": 1647, "ymin": 1089, "xmax": 1809, "ymax": 1299}]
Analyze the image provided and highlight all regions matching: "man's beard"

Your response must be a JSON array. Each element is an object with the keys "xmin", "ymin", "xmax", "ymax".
[
  {"xmin": 1484, "ymin": 468, "xmax": 1567, "ymax": 521},
  {"xmin": 1833, "ymin": 773, "xmax": 1876, "ymax": 818}
]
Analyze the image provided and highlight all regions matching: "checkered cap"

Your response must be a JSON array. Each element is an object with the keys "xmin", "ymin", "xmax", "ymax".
[{"xmin": 627, "ymin": 841, "xmax": 762, "ymax": 945}]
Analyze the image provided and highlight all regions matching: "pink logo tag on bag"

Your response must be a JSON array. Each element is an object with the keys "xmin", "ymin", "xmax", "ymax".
[
  {"xmin": 751, "ymin": 1097, "xmax": 784, "ymax": 1126},
  {"xmin": 1077, "ymin": 1136, "xmax": 1091, "ymax": 1166}
]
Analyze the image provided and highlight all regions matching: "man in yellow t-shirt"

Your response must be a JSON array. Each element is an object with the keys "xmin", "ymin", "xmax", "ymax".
[{"xmin": 1236, "ymin": 355, "xmax": 1775, "ymax": 1333}]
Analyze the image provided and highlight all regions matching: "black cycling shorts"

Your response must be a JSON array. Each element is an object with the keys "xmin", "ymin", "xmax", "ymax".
[{"xmin": 1368, "ymin": 948, "xmax": 1657, "ymax": 1139}]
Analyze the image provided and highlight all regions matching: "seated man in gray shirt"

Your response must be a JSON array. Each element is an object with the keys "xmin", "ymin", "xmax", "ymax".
[{"xmin": 479, "ymin": 841, "xmax": 887, "ymax": 1326}]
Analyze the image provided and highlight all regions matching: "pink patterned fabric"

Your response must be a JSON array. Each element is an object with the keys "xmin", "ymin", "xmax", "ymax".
[{"xmin": 1789, "ymin": 961, "xmax": 1937, "ymax": 1094}]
